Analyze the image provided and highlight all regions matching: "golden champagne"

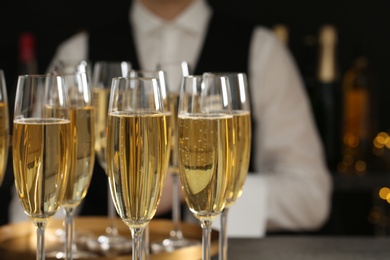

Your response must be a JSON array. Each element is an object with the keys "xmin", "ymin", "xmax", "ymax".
[
  {"xmin": 12, "ymin": 118, "xmax": 70, "ymax": 222},
  {"xmin": 167, "ymin": 92, "xmax": 179, "ymax": 174},
  {"xmin": 0, "ymin": 102, "xmax": 9, "ymax": 186},
  {"xmin": 45, "ymin": 105, "xmax": 96, "ymax": 207},
  {"xmin": 225, "ymin": 111, "xmax": 251, "ymax": 208},
  {"xmin": 163, "ymin": 112, "xmax": 172, "ymax": 172},
  {"xmin": 106, "ymin": 112, "xmax": 169, "ymax": 228},
  {"xmin": 63, "ymin": 106, "xmax": 95, "ymax": 208},
  {"xmin": 93, "ymin": 88, "xmax": 110, "ymax": 171},
  {"xmin": 178, "ymin": 114, "xmax": 233, "ymax": 221}
]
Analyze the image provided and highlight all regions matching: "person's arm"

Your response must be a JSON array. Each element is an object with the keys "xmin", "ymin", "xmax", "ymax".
[
  {"xmin": 47, "ymin": 32, "xmax": 89, "ymax": 71},
  {"xmin": 248, "ymin": 27, "xmax": 332, "ymax": 232}
]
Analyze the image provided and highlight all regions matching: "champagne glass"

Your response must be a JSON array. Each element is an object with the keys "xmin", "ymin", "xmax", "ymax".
[
  {"xmin": 12, "ymin": 74, "xmax": 71, "ymax": 260},
  {"xmin": 47, "ymin": 59, "xmax": 96, "ymax": 258},
  {"xmin": 0, "ymin": 70, "xmax": 9, "ymax": 187},
  {"xmin": 178, "ymin": 75, "xmax": 233, "ymax": 260},
  {"xmin": 86, "ymin": 61, "xmax": 133, "ymax": 255},
  {"xmin": 106, "ymin": 76, "xmax": 170, "ymax": 260},
  {"xmin": 205, "ymin": 73, "xmax": 251, "ymax": 260},
  {"xmin": 55, "ymin": 71, "xmax": 96, "ymax": 260},
  {"xmin": 151, "ymin": 61, "xmax": 201, "ymax": 253},
  {"xmin": 128, "ymin": 69, "xmax": 169, "ymax": 258}
]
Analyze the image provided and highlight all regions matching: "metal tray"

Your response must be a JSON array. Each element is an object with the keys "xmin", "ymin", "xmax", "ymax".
[{"xmin": 0, "ymin": 217, "xmax": 218, "ymax": 259}]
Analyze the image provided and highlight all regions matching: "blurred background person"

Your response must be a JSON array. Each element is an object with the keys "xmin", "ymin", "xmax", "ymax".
[{"xmin": 6, "ymin": 0, "xmax": 332, "ymax": 236}]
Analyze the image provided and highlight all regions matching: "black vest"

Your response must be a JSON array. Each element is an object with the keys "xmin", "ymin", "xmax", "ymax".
[{"xmin": 83, "ymin": 10, "xmax": 256, "ymax": 216}]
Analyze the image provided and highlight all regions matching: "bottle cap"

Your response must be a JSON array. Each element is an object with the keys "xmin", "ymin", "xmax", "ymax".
[{"xmin": 19, "ymin": 32, "xmax": 36, "ymax": 64}]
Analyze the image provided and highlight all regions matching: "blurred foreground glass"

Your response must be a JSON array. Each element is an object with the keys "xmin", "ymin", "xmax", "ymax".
[
  {"xmin": 178, "ymin": 75, "xmax": 233, "ymax": 260},
  {"xmin": 12, "ymin": 74, "xmax": 71, "ymax": 260},
  {"xmin": 205, "ymin": 72, "xmax": 251, "ymax": 260},
  {"xmin": 87, "ymin": 61, "xmax": 132, "ymax": 256},
  {"xmin": 106, "ymin": 77, "xmax": 170, "ymax": 260},
  {"xmin": 0, "ymin": 70, "xmax": 9, "ymax": 187}
]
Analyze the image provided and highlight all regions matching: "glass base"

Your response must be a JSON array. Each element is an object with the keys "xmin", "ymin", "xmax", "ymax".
[
  {"xmin": 47, "ymin": 250, "xmax": 99, "ymax": 259},
  {"xmin": 150, "ymin": 237, "xmax": 200, "ymax": 254},
  {"xmin": 85, "ymin": 234, "xmax": 132, "ymax": 256},
  {"xmin": 46, "ymin": 230, "xmax": 99, "ymax": 259}
]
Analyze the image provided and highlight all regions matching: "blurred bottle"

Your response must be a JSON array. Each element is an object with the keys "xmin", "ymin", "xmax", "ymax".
[
  {"xmin": 273, "ymin": 24, "xmax": 289, "ymax": 46},
  {"xmin": 312, "ymin": 25, "xmax": 342, "ymax": 172},
  {"xmin": 338, "ymin": 56, "xmax": 372, "ymax": 174},
  {"xmin": 18, "ymin": 32, "xmax": 37, "ymax": 75},
  {"xmin": 300, "ymin": 33, "xmax": 318, "ymax": 105}
]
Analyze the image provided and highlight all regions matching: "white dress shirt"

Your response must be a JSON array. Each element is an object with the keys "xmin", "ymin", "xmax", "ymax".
[{"xmin": 12, "ymin": 0, "xmax": 332, "ymax": 237}]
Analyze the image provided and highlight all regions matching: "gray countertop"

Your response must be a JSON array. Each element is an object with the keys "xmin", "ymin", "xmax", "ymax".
[{"xmin": 217, "ymin": 236, "xmax": 390, "ymax": 260}]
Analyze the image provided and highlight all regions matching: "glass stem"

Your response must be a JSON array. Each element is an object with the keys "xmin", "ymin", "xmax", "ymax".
[
  {"xmin": 143, "ymin": 224, "xmax": 150, "ymax": 260},
  {"xmin": 131, "ymin": 227, "xmax": 145, "ymax": 260},
  {"xmin": 107, "ymin": 181, "xmax": 119, "ymax": 237},
  {"xmin": 201, "ymin": 220, "xmax": 213, "ymax": 260},
  {"xmin": 35, "ymin": 221, "xmax": 47, "ymax": 260},
  {"xmin": 219, "ymin": 208, "xmax": 229, "ymax": 260},
  {"xmin": 64, "ymin": 207, "xmax": 76, "ymax": 260},
  {"xmin": 170, "ymin": 173, "xmax": 183, "ymax": 240}
]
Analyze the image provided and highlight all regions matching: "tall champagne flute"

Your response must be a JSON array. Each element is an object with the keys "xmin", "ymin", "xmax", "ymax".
[
  {"xmin": 106, "ymin": 77, "xmax": 170, "ymax": 260},
  {"xmin": 12, "ymin": 74, "xmax": 71, "ymax": 260},
  {"xmin": 178, "ymin": 75, "xmax": 233, "ymax": 260},
  {"xmin": 205, "ymin": 73, "xmax": 252, "ymax": 260},
  {"xmin": 87, "ymin": 61, "xmax": 132, "ymax": 255},
  {"xmin": 151, "ymin": 61, "xmax": 200, "ymax": 253},
  {"xmin": 128, "ymin": 69, "xmax": 169, "ymax": 258},
  {"xmin": 0, "ymin": 70, "xmax": 9, "ymax": 187},
  {"xmin": 46, "ymin": 60, "xmax": 96, "ymax": 259},
  {"xmin": 52, "ymin": 71, "xmax": 96, "ymax": 260}
]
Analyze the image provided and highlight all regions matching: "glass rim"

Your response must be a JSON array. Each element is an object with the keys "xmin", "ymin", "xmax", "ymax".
[
  {"xmin": 112, "ymin": 76, "xmax": 160, "ymax": 81},
  {"xmin": 129, "ymin": 69, "xmax": 164, "ymax": 74},
  {"xmin": 157, "ymin": 60, "xmax": 189, "ymax": 65},
  {"xmin": 17, "ymin": 73, "xmax": 59, "ymax": 79},
  {"xmin": 51, "ymin": 70, "xmax": 89, "ymax": 77},
  {"xmin": 17, "ymin": 72, "xmax": 89, "ymax": 79},
  {"xmin": 182, "ymin": 74, "xmax": 202, "ymax": 79},
  {"xmin": 51, "ymin": 59, "xmax": 90, "ymax": 68},
  {"xmin": 94, "ymin": 60, "xmax": 131, "ymax": 65},
  {"xmin": 203, "ymin": 71, "xmax": 247, "ymax": 76}
]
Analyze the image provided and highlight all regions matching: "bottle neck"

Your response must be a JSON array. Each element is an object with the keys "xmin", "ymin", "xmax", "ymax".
[
  {"xmin": 19, "ymin": 32, "xmax": 37, "ymax": 74},
  {"xmin": 273, "ymin": 24, "xmax": 289, "ymax": 46},
  {"xmin": 318, "ymin": 45, "xmax": 337, "ymax": 83},
  {"xmin": 317, "ymin": 26, "xmax": 338, "ymax": 83}
]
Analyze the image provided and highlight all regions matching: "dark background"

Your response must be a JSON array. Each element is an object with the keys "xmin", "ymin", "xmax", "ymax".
[{"xmin": 1, "ymin": 0, "xmax": 390, "ymax": 235}]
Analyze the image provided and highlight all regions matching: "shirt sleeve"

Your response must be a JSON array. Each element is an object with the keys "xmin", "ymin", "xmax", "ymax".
[
  {"xmin": 243, "ymin": 26, "xmax": 332, "ymax": 232},
  {"xmin": 46, "ymin": 32, "xmax": 89, "ymax": 72}
]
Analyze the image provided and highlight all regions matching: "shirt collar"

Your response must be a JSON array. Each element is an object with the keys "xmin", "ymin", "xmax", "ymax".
[{"xmin": 131, "ymin": 0, "xmax": 211, "ymax": 35}]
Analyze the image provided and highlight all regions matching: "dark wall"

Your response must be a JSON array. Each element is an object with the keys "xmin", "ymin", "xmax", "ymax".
[{"xmin": 212, "ymin": 0, "xmax": 390, "ymax": 131}]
